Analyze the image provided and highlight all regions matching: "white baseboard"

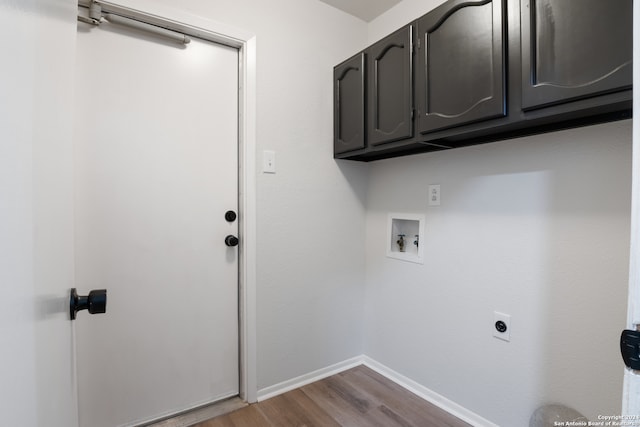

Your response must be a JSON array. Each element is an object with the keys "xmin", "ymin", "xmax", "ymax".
[
  {"xmin": 257, "ymin": 355, "xmax": 364, "ymax": 401},
  {"xmin": 362, "ymin": 356, "xmax": 499, "ymax": 427},
  {"xmin": 256, "ymin": 354, "xmax": 497, "ymax": 427}
]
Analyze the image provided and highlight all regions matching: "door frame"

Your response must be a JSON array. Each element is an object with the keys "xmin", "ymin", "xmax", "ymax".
[
  {"xmin": 622, "ymin": 0, "xmax": 640, "ymax": 415},
  {"xmin": 77, "ymin": 0, "xmax": 258, "ymax": 404}
]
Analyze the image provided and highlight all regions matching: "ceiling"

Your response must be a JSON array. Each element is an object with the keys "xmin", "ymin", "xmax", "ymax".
[{"xmin": 317, "ymin": 0, "xmax": 403, "ymax": 22}]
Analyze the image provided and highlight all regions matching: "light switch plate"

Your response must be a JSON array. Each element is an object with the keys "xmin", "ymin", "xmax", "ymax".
[{"xmin": 263, "ymin": 150, "xmax": 276, "ymax": 174}]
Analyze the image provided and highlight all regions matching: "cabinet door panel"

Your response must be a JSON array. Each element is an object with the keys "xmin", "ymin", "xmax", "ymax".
[
  {"xmin": 417, "ymin": 0, "xmax": 505, "ymax": 134},
  {"xmin": 368, "ymin": 26, "xmax": 413, "ymax": 146},
  {"xmin": 521, "ymin": 0, "xmax": 632, "ymax": 110},
  {"xmin": 334, "ymin": 53, "xmax": 365, "ymax": 155}
]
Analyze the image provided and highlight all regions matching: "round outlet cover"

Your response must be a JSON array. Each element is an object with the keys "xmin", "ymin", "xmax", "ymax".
[{"xmin": 495, "ymin": 320, "xmax": 507, "ymax": 333}]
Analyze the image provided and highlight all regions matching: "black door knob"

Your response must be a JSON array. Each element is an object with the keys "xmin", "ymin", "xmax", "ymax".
[
  {"xmin": 225, "ymin": 235, "xmax": 239, "ymax": 247},
  {"xmin": 70, "ymin": 288, "xmax": 107, "ymax": 320}
]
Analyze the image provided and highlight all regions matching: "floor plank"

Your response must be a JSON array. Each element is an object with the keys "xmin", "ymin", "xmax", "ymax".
[
  {"xmin": 192, "ymin": 366, "xmax": 471, "ymax": 427},
  {"xmin": 256, "ymin": 389, "xmax": 340, "ymax": 427},
  {"xmin": 343, "ymin": 366, "xmax": 468, "ymax": 427}
]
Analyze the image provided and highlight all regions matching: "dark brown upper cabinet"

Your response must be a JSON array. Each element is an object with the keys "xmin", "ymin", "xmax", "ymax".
[
  {"xmin": 333, "ymin": 0, "xmax": 632, "ymax": 162},
  {"xmin": 367, "ymin": 25, "xmax": 414, "ymax": 146},
  {"xmin": 334, "ymin": 52, "xmax": 365, "ymax": 155},
  {"xmin": 416, "ymin": 0, "xmax": 506, "ymax": 134},
  {"xmin": 521, "ymin": 0, "xmax": 632, "ymax": 110}
]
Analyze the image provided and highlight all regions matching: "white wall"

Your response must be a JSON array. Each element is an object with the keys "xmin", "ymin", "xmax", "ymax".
[
  {"xmin": 0, "ymin": 0, "xmax": 78, "ymax": 426},
  {"xmin": 109, "ymin": 0, "xmax": 370, "ymax": 392},
  {"xmin": 368, "ymin": 0, "xmax": 445, "ymax": 42},
  {"xmin": 364, "ymin": 120, "xmax": 631, "ymax": 425}
]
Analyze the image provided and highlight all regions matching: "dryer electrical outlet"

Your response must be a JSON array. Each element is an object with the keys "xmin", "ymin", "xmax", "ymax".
[{"xmin": 493, "ymin": 311, "xmax": 511, "ymax": 342}]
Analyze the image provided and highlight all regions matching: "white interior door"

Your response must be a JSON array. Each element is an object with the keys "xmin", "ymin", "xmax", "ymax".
[
  {"xmin": 74, "ymin": 18, "xmax": 239, "ymax": 427},
  {"xmin": 1, "ymin": 1, "xmax": 78, "ymax": 426}
]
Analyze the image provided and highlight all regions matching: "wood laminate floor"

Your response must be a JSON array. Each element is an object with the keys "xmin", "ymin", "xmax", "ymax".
[{"xmin": 193, "ymin": 365, "xmax": 471, "ymax": 427}]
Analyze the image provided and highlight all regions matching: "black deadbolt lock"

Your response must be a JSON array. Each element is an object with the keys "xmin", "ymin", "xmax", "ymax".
[
  {"xmin": 495, "ymin": 320, "xmax": 508, "ymax": 333},
  {"xmin": 225, "ymin": 210, "xmax": 237, "ymax": 222}
]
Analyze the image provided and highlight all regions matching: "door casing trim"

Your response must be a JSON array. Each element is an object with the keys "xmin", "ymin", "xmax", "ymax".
[{"xmin": 77, "ymin": 0, "xmax": 258, "ymax": 404}]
